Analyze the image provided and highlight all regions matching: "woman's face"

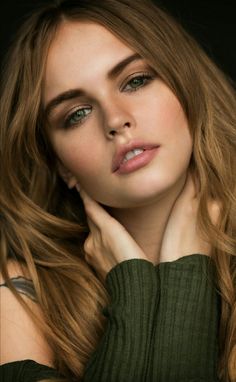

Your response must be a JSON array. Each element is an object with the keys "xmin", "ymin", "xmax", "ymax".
[{"xmin": 43, "ymin": 21, "xmax": 192, "ymax": 208}]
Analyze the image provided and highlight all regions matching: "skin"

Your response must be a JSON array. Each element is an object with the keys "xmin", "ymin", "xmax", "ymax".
[
  {"xmin": 0, "ymin": 263, "xmax": 54, "ymax": 365},
  {"xmin": 43, "ymin": 20, "xmax": 214, "ymax": 275},
  {"xmin": 1, "ymin": 19, "xmax": 220, "ymax": 366}
]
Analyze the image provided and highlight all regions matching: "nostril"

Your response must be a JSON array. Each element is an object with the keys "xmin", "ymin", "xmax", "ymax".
[{"xmin": 109, "ymin": 130, "xmax": 116, "ymax": 136}]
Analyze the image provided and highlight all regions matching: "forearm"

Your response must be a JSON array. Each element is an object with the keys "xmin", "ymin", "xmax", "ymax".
[
  {"xmin": 83, "ymin": 259, "xmax": 158, "ymax": 382},
  {"xmin": 151, "ymin": 254, "xmax": 220, "ymax": 382}
]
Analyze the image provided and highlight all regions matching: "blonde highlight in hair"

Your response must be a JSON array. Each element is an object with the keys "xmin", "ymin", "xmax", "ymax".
[{"xmin": 1, "ymin": 0, "xmax": 235, "ymax": 380}]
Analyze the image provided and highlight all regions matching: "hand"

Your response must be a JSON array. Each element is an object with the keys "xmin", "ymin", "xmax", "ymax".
[
  {"xmin": 159, "ymin": 172, "xmax": 220, "ymax": 263},
  {"xmin": 77, "ymin": 186, "xmax": 149, "ymax": 281}
]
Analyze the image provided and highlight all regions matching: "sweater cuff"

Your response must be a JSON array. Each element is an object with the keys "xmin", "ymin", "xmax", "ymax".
[
  {"xmin": 157, "ymin": 254, "xmax": 217, "ymax": 290},
  {"xmin": 105, "ymin": 259, "xmax": 158, "ymax": 306}
]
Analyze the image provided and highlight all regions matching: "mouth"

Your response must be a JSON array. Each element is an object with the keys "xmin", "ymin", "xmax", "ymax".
[
  {"xmin": 121, "ymin": 148, "xmax": 146, "ymax": 163},
  {"xmin": 112, "ymin": 143, "xmax": 160, "ymax": 174}
]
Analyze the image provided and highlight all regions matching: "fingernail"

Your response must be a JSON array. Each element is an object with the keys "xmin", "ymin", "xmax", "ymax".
[{"xmin": 75, "ymin": 183, "xmax": 80, "ymax": 192}]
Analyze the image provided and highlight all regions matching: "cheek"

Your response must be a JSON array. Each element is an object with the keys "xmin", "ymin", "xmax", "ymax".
[
  {"xmin": 150, "ymin": 91, "xmax": 193, "ymax": 166},
  {"xmin": 164, "ymin": 113, "xmax": 192, "ymax": 165},
  {"xmin": 143, "ymin": 84, "xmax": 190, "ymax": 142},
  {"xmin": 160, "ymin": 97, "xmax": 192, "ymax": 150},
  {"xmin": 52, "ymin": 133, "xmax": 97, "ymax": 176}
]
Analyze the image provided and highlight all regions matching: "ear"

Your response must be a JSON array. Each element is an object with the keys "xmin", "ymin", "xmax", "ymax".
[{"xmin": 57, "ymin": 162, "xmax": 77, "ymax": 189}]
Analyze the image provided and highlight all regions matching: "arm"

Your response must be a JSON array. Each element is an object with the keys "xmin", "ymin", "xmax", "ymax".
[
  {"xmin": 84, "ymin": 256, "xmax": 220, "ymax": 382},
  {"xmin": 0, "ymin": 263, "xmax": 57, "ymax": 381},
  {"xmin": 77, "ymin": 188, "xmax": 160, "ymax": 381},
  {"xmin": 153, "ymin": 174, "xmax": 221, "ymax": 381},
  {"xmin": 152, "ymin": 254, "xmax": 220, "ymax": 382},
  {"xmin": 84, "ymin": 259, "xmax": 158, "ymax": 381},
  {"xmin": 80, "ymin": 174, "xmax": 221, "ymax": 382},
  {"xmin": 0, "ymin": 258, "xmax": 159, "ymax": 382}
]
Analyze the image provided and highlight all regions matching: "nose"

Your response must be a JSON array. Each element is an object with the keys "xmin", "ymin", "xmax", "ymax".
[{"xmin": 102, "ymin": 98, "xmax": 136, "ymax": 139}]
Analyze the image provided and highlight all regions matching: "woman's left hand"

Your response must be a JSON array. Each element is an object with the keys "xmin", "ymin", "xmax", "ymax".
[{"xmin": 159, "ymin": 172, "xmax": 220, "ymax": 263}]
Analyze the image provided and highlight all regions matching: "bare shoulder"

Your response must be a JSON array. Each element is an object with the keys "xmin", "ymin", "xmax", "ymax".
[
  {"xmin": 0, "ymin": 259, "xmax": 31, "ymax": 284},
  {"xmin": 0, "ymin": 260, "xmax": 54, "ymax": 367}
]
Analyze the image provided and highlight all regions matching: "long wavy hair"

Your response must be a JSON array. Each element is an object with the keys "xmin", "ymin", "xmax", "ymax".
[{"xmin": 0, "ymin": 0, "xmax": 235, "ymax": 380}]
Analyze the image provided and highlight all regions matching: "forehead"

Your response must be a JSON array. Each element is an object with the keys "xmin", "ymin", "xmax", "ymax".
[{"xmin": 43, "ymin": 21, "xmax": 135, "ymax": 103}]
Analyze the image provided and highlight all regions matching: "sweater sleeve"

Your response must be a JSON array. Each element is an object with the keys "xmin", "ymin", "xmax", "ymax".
[
  {"xmin": 0, "ymin": 360, "xmax": 59, "ymax": 381},
  {"xmin": 148, "ymin": 254, "xmax": 220, "ymax": 382},
  {"xmin": 1, "ymin": 256, "xmax": 220, "ymax": 382},
  {"xmin": 83, "ymin": 258, "xmax": 159, "ymax": 382}
]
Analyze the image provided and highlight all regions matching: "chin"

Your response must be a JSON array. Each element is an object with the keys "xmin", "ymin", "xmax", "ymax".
[
  {"xmin": 101, "ymin": 186, "xmax": 172, "ymax": 209},
  {"xmin": 97, "ymin": 171, "xmax": 187, "ymax": 209},
  {"xmin": 127, "ymin": 173, "xmax": 181, "ymax": 198}
]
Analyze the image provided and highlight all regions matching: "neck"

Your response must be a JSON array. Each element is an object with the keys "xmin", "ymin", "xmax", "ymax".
[{"xmin": 108, "ymin": 176, "xmax": 186, "ymax": 265}]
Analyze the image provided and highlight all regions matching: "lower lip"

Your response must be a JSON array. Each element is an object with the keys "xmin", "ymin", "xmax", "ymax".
[{"xmin": 115, "ymin": 147, "xmax": 159, "ymax": 175}]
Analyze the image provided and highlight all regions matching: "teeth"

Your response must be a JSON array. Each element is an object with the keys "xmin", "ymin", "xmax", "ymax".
[{"xmin": 123, "ymin": 148, "xmax": 144, "ymax": 163}]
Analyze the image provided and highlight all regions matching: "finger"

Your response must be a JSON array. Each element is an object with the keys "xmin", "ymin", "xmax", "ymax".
[
  {"xmin": 78, "ymin": 187, "xmax": 112, "ymax": 228},
  {"xmin": 181, "ymin": 171, "xmax": 198, "ymax": 199},
  {"xmin": 83, "ymin": 234, "xmax": 94, "ymax": 257},
  {"xmin": 86, "ymin": 215, "xmax": 100, "ymax": 233},
  {"xmin": 207, "ymin": 199, "xmax": 221, "ymax": 226}
]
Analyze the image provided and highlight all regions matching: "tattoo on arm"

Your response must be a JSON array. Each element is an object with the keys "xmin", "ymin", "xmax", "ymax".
[{"xmin": 0, "ymin": 276, "xmax": 37, "ymax": 302}]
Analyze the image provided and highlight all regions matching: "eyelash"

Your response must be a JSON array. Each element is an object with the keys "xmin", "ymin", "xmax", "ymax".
[{"xmin": 63, "ymin": 72, "xmax": 155, "ymax": 129}]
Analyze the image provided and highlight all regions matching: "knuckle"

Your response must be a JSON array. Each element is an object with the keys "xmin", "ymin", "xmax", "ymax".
[
  {"xmin": 208, "ymin": 200, "xmax": 221, "ymax": 223},
  {"xmin": 84, "ymin": 237, "xmax": 93, "ymax": 254},
  {"xmin": 186, "ymin": 200, "xmax": 198, "ymax": 216},
  {"xmin": 84, "ymin": 252, "xmax": 91, "ymax": 263}
]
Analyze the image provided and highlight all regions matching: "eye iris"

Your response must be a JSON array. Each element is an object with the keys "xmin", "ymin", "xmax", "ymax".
[
  {"xmin": 131, "ymin": 77, "xmax": 143, "ymax": 88},
  {"xmin": 71, "ymin": 109, "xmax": 84, "ymax": 122}
]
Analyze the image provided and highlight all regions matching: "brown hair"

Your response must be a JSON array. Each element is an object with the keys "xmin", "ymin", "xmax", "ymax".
[{"xmin": 0, "ymin": 0, "xmax": 235, "ymax": 380}]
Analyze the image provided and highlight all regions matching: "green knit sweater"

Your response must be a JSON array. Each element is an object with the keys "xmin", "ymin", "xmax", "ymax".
[{"xmin": 0, "ymin": 254, "xmax": 220, "ymax": 381}]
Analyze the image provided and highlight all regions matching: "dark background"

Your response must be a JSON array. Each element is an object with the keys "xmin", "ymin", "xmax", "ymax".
[{"xmin": 0, "ymin": 0, "xmax": 236, "ymax": 82}]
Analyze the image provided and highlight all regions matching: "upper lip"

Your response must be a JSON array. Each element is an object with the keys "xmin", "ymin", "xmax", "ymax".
[{"xmin": 112, "ymin": 140, "xmax": 160, "ymax": 172}]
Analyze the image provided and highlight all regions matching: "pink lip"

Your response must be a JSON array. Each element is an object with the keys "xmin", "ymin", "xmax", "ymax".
[{"xmin": 112, "ymin": 140, "xmax": 160, "ymax": 174}]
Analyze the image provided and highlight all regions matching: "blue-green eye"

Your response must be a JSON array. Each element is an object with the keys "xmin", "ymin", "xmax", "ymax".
[
  {"xmin": 123, "ymin": 73, "xmax": 154, "ymax": 92},
  {"xmin": 62, "ymin": 73, "xmax": 154, "ymax": 129},
  {"xmin": 64, "ymin": 107, "xmax": 92, "ymax": 128}
]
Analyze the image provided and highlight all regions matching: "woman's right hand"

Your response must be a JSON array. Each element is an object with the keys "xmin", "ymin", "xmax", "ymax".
[{"xmin": 77, "ymin": 186, "xmax": 149, "ymax": 281}]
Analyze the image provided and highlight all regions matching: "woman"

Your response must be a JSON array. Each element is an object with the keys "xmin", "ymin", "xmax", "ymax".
[{"xmin": 0, "ymin": 0, "xmax": 235, "ymax": 381}]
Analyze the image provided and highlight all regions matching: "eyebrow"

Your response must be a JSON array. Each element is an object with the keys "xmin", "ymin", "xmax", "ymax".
[{"xmin": 44, "ymin": 52, "xmax": 143, "ymax": 118}]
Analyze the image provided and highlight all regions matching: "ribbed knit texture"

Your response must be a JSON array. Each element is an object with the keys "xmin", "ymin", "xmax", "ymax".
[
  {"xmin": 0, "ymin": 255, "xmax": 221, "ymax": 382},
  {"xmin": 150, "ymin": 255, "xmax": 220, "ymax": 382},
  {"xmin": 84, "ymin": 259, "xmax": 158, "ymax": 381}
]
